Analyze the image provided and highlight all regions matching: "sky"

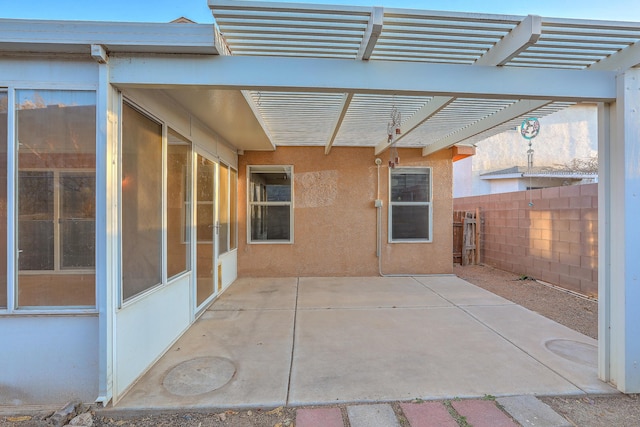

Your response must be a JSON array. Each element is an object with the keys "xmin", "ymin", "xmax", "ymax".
[{"xmin": 1, "ymin": 0, "xmax": 640, "ymax": 24}]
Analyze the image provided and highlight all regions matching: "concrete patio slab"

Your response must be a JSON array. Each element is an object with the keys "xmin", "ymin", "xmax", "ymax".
[
  {"xmin": 297, "ymin": 276, "xmax": 451, "ymax": 309},
  {"xmin": 288, "ymin": 305, "xmax": 582, "ymax": 405},
  {"xmin": 465, "ymin": 304, "xmax": 616, "ymax": 394},
  {"xmin": 414, "ymin": 275, "xmax": 514, "ymax": 306},
  {"xmin": 115, "ymin": 307, "xmax": 294, "ymax": 409},
  {"xmin": 115, "ymin": 276, "xmax": 613, "ymax": 411},
  {"xmin": 208, "ymin": 277, "xmax": 298, "ymax": 311}
]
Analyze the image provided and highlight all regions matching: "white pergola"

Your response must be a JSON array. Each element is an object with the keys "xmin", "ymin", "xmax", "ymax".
[
  {"xmin": 203, "ymin": 0, "xmax": 640, "ymax": 394},
  {"xmin": 107, "ymin": 1, "xmax": 640, "ymax": 156},
  {"xmin": 2, "ymin": 0, "xmax": 639, "ymax": 394}
]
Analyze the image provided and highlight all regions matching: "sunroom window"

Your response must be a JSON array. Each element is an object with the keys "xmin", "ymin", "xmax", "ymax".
[
  {"xmin": 121, "ymin": 104, "xmax": 194, "ymax": 304},
  {"xmin": 16, "ymin": 90, "xmax": 96, "ymax": 308},
  {"xmin": 167, "ymin": 129, "xmax": 192, "ymax": 279},
  {"xmin": 218, "ymin": 162, "xmax": 238, "ymax": 254},
  {"xmin": 248, "ymin": 166, "xmax": 293, "ymax": 243},
  {"xmin": 389, "ymin": 167, "xmax": 432, "ymax": 242},
  {"xmin": 121, "ymin": 102, "xmax": 162, "ymax": 301}
]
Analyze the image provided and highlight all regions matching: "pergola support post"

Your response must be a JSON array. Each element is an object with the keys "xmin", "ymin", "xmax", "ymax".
[{"xmin": 598, "ymin": 67, "xmax": 640, "ymax": 393}]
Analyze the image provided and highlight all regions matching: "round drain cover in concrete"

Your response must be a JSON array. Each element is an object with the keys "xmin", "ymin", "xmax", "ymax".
[
  {"xmin": 545, "ymin": 339, "xmax": 597, "ymax": 367},
  {"xmin": 163, "ymin": 356, "xmax": 236, "ymax": 396}
]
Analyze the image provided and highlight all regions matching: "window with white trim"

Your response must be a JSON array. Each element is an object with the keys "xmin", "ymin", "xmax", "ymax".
[
  {"xmin": 389, "ymin": 167, "xmax": 432, "ymax": 242},
  {"xmin": 248, "ymin": 165, "xmax": 293, "ymax": 243}
]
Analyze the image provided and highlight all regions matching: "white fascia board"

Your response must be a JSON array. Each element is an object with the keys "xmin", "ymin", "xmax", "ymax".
[
  {"xmin": 209, "ymin": 0, "xmax": 371, "ymax": 15},
  {"xmin": 374, "ymin": 96, "xmax": 453, "ymax": 155},
  {"xmin": 475, "ymin": 15, "xmax": 542, "ymax": 66},
  {"xmin": 109, "ymin": 55, "xmax": 617, "ymax": 101},
  {"xmin": 590, "ymin": 41, "xmax": 640, "ymax": 72},
  {"xmin": 0, "ymin": 19, "xmax": 218, "ymax": 54},
  {"xmin": 481, "ymin": 173, "xmax": 523, "ymax": 180},
  {"xmin": 422, "ymin": 99, "xmax": 551, "ymax": 156},
  {"xmin": 524, "ymin": 173, "xmax": 597, "ymax": 178}
]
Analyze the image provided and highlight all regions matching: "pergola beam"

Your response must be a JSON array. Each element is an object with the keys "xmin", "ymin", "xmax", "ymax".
[
  {"xmin": 589, "ymin": 40, "xmax": 640, "ymax": 71},
  {"xmin": 378, "ymin": 14, "xmax": 542, "ymax": 155},
  {"xmin": 241, "ymin": 91, "xmax": 277, "ymax": 151},
  {"xmin": 422, "ymin": 99, "xmax": 551, "ymax": 157},
  {"xmin": 325, "ymin": 6, "xmax": 383, "ymax": 155},
  {"xmin": 356, "ymin": 6, "xmax": 384, "ymax": 60},
  {"xmin": 325, "ymin": 92, "xmax": 354, "ymax": 154},
  {"xmin": 374, "ymin": 96, "xmax": 453, "ymax": 155},
  {"xmin": 475, "ymin": 15, "xmax": 542, "ymax": 66},
  {"xmin": 110, "ymin": 55, "xmax": 617, "ymax": 101}
]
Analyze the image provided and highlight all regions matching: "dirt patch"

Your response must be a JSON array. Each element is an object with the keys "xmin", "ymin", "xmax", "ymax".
[
  {"xmin": 0, "ymin": 407, "xmax": 300, "ymax": 427},
  {"xmin": 95, "ymin": 407, "xmax": 299, "ymax": 427},
  {"xmin": 540, "ymin": 394, "xmax": 640, "ymax": 427}
]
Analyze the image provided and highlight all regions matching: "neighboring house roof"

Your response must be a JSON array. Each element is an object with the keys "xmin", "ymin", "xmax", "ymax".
[
  {"xmin": 480, "ymin": 166, "xmax": 597, "ymax": 180},
  {"xmin": 170, "ymin": 17, "xmax": 197, "ymax": 24}
]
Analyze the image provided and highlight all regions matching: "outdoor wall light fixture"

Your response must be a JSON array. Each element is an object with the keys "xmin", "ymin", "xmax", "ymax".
[{"xmin": 387, "ymin": 104, "xmax": 401, "ymax": 168}]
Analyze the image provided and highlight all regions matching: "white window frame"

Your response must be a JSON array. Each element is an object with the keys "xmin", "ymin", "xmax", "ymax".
[
  {"xmin": 388, "ymin": 167, "xmax": 433, "ymax": 243},
  {"xmin": 247, "ymin": 165, "xmax": 294, "ymax": 244}
]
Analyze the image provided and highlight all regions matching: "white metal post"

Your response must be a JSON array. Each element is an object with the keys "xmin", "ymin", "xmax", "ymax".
[
  {"xmin": 600, "ymin": 68, "xmax": 640, "ymax": 392},
  {"xmin": 96, "ymin": 60, "xmax": 117, "ymax": 406},
  {"xmin": 597, "ymin": 102, "xmax": 612, "ymax": 383}
]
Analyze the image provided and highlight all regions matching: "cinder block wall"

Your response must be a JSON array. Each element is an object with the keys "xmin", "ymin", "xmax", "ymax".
[{"xmin": 454, "ymin": 183, "xmax": 598, "ymax": 296}]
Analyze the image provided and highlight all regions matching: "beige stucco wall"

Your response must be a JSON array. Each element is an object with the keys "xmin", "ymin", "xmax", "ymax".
[{"xmin": 238, "ymin": 146, "xmax": 453, "ymax": 277}]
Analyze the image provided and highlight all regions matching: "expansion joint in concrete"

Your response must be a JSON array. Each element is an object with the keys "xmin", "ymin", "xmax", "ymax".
[{"xmin": 286, "ymin": 277, "xmax": 300, "ymax": 405}]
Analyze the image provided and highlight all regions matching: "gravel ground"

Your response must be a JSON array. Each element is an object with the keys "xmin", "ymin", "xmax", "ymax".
[{"xmin": 2, "ymin": 265, "xmax": 638, "ymax": 427}]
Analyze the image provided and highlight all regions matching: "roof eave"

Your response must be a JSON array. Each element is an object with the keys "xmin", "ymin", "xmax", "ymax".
[{"xmin": 0, "ymin": 18, "xmax": 220, "ymax": 55}]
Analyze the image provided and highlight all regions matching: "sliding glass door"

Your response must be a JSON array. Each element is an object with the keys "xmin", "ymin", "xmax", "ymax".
[{"xmin": 195, "ymin": 152, "xmax": 218, "ymax": 311}]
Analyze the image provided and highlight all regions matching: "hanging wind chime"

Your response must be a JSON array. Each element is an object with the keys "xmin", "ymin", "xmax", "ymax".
[
  {"xmin": 520, "ymin": 117, "xmax": 540, "ymax": 207},
  {"xmin": 387, "ymin": 104, "xmax": 401, "ymax": 168}
]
